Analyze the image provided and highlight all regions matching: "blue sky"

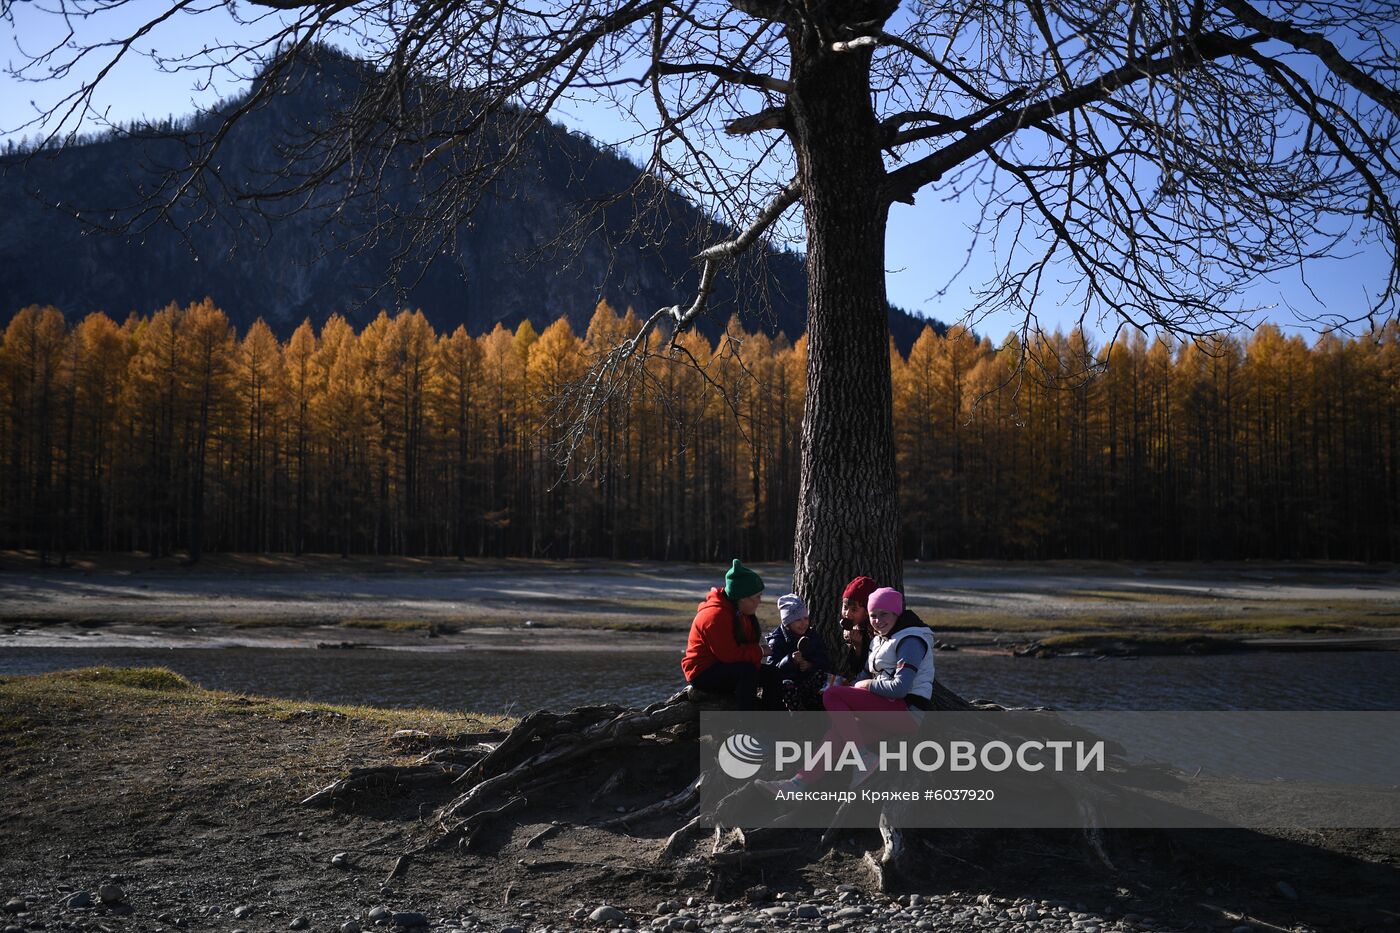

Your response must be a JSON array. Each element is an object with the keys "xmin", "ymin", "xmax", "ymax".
[{"xmin": 2, "ymin": 5, "xmax": 1391, "ymax": 342}]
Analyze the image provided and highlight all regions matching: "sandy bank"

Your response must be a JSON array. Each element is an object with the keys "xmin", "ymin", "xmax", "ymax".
[{"xmin": 3, "ymin": 553, "xmax": 1399, "ymax": 654}]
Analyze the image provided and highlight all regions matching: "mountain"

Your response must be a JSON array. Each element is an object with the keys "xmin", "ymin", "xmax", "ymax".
[{"xmin": 0, "ymin": 46, "xmax": 937, "ymax": 349}]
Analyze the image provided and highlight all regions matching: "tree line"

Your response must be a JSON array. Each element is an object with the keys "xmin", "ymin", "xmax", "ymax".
[{"xmin": 2, "ymin": 300, "xmax": 1396, "ymax": 563}]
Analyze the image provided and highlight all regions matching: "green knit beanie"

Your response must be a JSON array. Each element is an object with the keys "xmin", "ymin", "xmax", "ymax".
[{"xmin": 723, "ymin": 559, "xmax": 764, "ymax": 601}]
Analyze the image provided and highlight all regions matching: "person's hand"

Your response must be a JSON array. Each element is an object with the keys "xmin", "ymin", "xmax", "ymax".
[
  {"xmin": 793, "ymin": 651, "xmax": 811, "ymax": 672},
  {"xmin": 760, "ymin": 642, "xmax": 772, "ymax": 658},
  {"xmin": 852, "ymin": 680, "xmax": 870, "ymax": 690}
]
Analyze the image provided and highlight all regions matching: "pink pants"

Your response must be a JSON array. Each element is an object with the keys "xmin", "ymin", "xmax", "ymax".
[{"xmin": 792, "ymin": 684, "xmax": 918, "ymax": 784}]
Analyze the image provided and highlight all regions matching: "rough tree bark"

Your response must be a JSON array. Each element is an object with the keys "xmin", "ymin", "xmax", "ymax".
[{"xmin": 788, "ymin": 11, "xmax": 903, "ymax": 658}]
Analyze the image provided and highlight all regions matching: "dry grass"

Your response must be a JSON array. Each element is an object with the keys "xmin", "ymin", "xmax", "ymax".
[
  {"xmin": 337, "ymin": 618, "xmax": 459, "ymax": 634},
  {"xmin": 0, "ymin": 667, "xmax": 513, "ymax": 732},
  {"xmin": 1035, "ymin": 632, "xmax": 1241, "ymax": 654},
  {"xmin": 1202, "ymin": 617, "xmax": 1355, "ymax": 635},
  {"xmin": 1058, "ymin": 588, "xmax": 1222, "ymax": 603}
]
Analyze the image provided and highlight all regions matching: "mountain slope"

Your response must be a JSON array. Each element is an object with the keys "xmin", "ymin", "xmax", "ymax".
[{"xmin": 0, "ymin": 47, "xmax": 936, "ymax": 349}]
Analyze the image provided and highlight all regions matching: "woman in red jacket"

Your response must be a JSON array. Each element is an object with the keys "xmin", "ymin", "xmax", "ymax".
[{"xmin": 681, "ymin": 559, "xmax": 783, "ymax": 709}]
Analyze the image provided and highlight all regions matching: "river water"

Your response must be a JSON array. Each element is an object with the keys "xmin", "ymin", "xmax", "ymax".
[{"xmin": 2, "ymin": 646, "xmax": 1397, "ymax": 713}]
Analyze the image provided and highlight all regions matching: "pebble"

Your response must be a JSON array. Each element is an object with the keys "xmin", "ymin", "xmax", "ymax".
[
  {"xmin": 332, "ymin": 852, "xmax": 351, "ymax": 868},
  {"xmin": 61, "ymin": 892, "xmax": 92, "ymax": 909},
  {"xmin": 97, "ymin": 884, "xmax": 124, "ymax": 905},
  {"xmin": 591, "ymin": 905, "xmax": 627, "ymax": 924},
  {"xmin": 0, "ymin": 875, "xmax": 1182, "ymax": 933}
]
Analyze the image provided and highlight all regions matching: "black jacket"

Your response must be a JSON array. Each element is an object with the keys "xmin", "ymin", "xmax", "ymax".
[{"xmin": 763, "ymin": 621, "xmax": 833, "ymax": 678}]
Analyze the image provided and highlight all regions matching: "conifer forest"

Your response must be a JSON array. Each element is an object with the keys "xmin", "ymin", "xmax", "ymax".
[{"xmin": 3, "ymin": 300, "xmax": 1397, "ymax": 563}]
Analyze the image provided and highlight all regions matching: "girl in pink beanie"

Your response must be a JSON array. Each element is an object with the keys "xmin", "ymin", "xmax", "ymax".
[{"xmin": 865, "ymin": 586, "xmax": 904, "ymax": 619}]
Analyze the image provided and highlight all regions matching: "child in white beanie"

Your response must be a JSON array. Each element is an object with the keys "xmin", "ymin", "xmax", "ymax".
[{"xmin": 762, "ymin": 593, "xmax": 831, "ymax": 710}]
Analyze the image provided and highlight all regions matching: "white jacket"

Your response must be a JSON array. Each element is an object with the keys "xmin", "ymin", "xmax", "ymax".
[{"xmin": 866, "ymin": 615, "xmax": 936, "ymax": 703}]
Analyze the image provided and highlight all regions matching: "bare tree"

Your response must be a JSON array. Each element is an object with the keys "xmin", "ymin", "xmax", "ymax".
[{"xmin": 4, "ymin": 0, "xmax": 1398, "ymax": 639}]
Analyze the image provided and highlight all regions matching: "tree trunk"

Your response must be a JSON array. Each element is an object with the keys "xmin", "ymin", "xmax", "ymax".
[{"xmin": 788, "ymin": 39, "xmax": 903, "ymax": 659}]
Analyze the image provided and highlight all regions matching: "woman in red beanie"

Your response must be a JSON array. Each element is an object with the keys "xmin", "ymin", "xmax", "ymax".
[{"xmin": 829, "ymin": 575, "xmax": 877, "ymax": 686}]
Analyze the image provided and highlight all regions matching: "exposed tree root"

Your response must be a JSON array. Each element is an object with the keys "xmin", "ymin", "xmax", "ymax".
[
  {"xmin": 384, "ymin": 853, "xmax": 412, "ymax": 885},
  {"xmin": 456, "ymin": 705, "xmax": 633, "ymax": 786},
  {"xmin": 447, "ymin": 796, "xmax": 528, "ymax": 849},
  {"xmin": 437, "ymin": 701, "xmax": 698, "ymax": 834},
  {"xmin": 309, "ymin": 682, "xmax": 1151, "ymax": 899},
  {"xmin": 863, "ymin": 811, "xmax": 907, "ymax": 893},
  {"xmin": 819, "ymin": 794, "xmax": 860, "ymax": 851},
  {"xmin": 1196, "ymin": 902, "xmax": 1298, "ymax": 933},
  {"xmin": 524, "ymin": 821, "xmax": 567, "ymax": 848},
  {"xmin": 659, "ymin": 815, "xmax": 707, "ymax": 863},
  {"xmin": 709, "ymin": 846, "xmax": 802, "ymax": 867},
  {"xmin": 599, "ymin": 774, "xmax": 704, "ymax": 830}
]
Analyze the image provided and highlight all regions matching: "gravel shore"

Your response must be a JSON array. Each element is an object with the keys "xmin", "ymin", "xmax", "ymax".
[{"xmin": 1, "ymin": 879, "xmax": 1282, "ymax": 933}]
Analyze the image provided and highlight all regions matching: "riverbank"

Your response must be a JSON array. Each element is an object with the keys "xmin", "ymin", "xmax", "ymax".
[
  {"xmin": 2, "ymin": 669, "xmax": 1397, "ymax": 932},
  {"xmin": 3, "ymin": 552, "xmax": 1399, "ymax": 657}
]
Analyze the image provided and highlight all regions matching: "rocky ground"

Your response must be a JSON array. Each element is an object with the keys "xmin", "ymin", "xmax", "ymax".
[
  {"xmin": 3, "ymin": 669, "xmax": 1397, "ymax": 933},
  {"xmin": 0, "ymin": 883, "xmax": 1267, "ymax": 933}
]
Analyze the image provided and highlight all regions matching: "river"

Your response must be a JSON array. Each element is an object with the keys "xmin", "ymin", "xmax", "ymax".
[{"xmin": 2, "ymin": 646, "xmax": 1397, "ymax": 713}]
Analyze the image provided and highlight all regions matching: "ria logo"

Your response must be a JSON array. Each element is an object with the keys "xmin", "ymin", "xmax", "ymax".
[{"xmin": 717, "ymin": 733, "xmax": 766, "ymax": 779}]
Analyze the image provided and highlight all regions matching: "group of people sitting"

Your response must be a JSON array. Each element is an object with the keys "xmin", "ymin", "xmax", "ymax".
[{"xmin": 680, "ymin": 559, "xmax": 936, "ymax": 717}]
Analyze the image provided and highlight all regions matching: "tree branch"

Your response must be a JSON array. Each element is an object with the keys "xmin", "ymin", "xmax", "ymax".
[
  {"xmin": 247, "ymin": 0, "xmax": 356, "ymax": 9},
  {"xmin": 883, "ymin": 29, "xmax": 1266, "ymax": 205},
  {"xmin": 551, "ymin": 177, "xmax": 801, "ymax": 476},
  {"xmin": 885, "ymin": 88, "xmax": 1029, "ymax": 147},
  {"xmin": 724, "ymin": 106, "xmax": 789, "ymax": 135},
  {"xmin": 653, "ymin": 61, "xmax": 790, "ymax": 94},
  {"xmin": 1217, "ymin": 0, "xmax": 1400, "ymax": 121}
]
